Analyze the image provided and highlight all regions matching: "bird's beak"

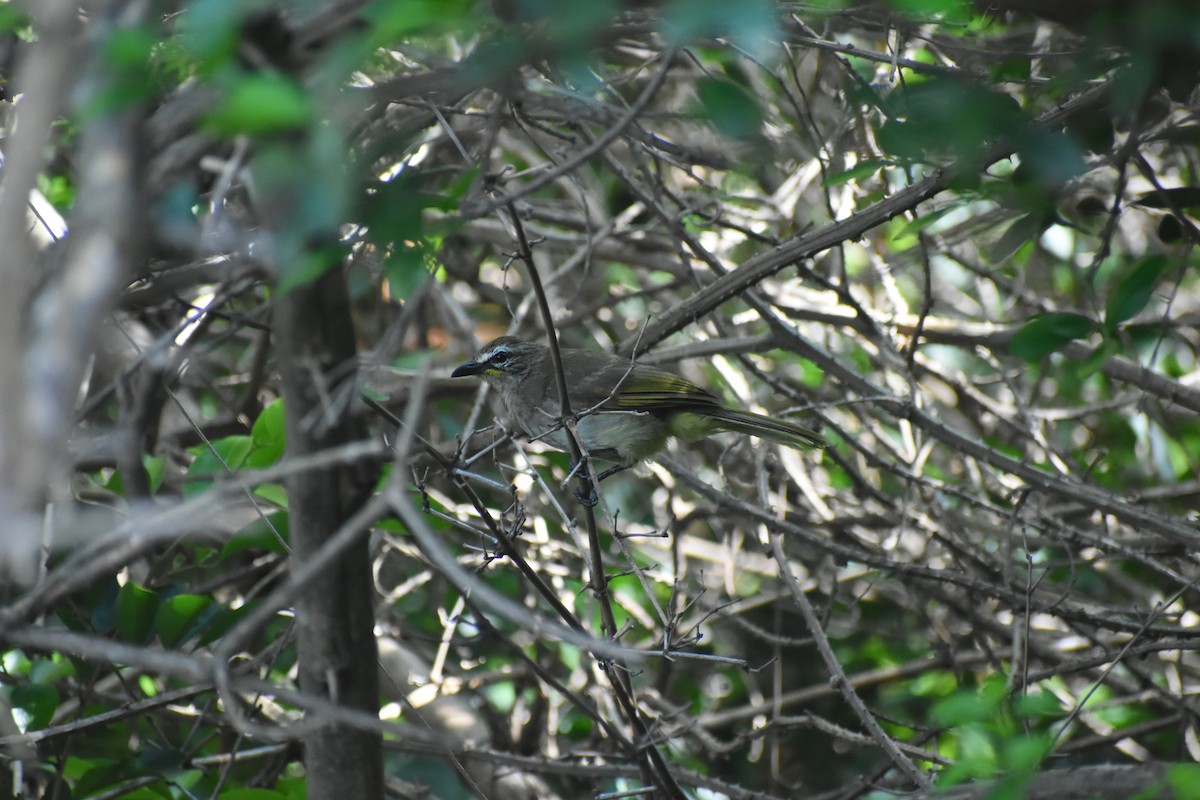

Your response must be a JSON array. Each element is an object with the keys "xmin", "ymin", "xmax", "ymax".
[{"xmin": 451, "ymin": 359, "xmax": 484, "ymax": 378}]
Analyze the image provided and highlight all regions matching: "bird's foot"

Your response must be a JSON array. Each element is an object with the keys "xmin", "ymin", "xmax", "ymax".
[
  {"xmin": 567, "ymin": 461, "xmax": 629, "ymax": 506},
  {"xmin": 574, "ymin": 485, "xmax": 599, "ymax": 506}
]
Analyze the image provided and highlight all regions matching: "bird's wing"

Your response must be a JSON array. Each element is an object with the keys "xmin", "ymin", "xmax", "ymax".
[{"xmin": 587, "ymin": 361, "xmax": 722, "ymax": 412}]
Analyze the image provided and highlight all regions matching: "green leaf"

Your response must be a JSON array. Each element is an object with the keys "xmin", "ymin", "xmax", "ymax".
[
  {"xmin": 105, "ymin": 26, "xmax": 158, "ymax": 70},
  {"xmin": 188, "ymin": 435, "xmax": 254, "ymax": 484},
  {"xmin": 876, "ymin": 118, "xmax": 922, "ymax": 161},
  {"xmin": 661, "ymin": 0, "xmax": 780, "ymax": 54},
  {"xmin": 196, "ymin": 602, "xmax": 258, "ymax": 648},
  {"xmin": 204, "ymin": 74, "xmax": 313, "ymax": 136},
  {"xmin": 28, "ymin": 656, "xmax": 74, "ymax": 685},
  {"xmin": 991, "ymin": 57, "xmax": 1031, "ymax": 83},
  {"xmin": 1168, "ymin": 764, "xmax": 1200, "ymax": 800},
  {"xmin": 696, "ymin": 78, "xmax": 763, "ymax": 142},
  {"xmin": 485, "ymin": 681, "xmax": 517, "ymax": 713},
  {"xmin": 1, "ymin": 651, "xmax": 30, "ymax": 676},
  {"xmin": 1013, "ymin": 129, "xmax": 1087, "ymax": 193},
  {"xmin": 910, "ymin": 669, "xmax": 958, "ymax": 697},
  {"xmin": 89, "ymin": 577, "xmax": 122, "ymax": 635},
  {"xmin": 0, "ymin": 5, "xmax": 29, "ymax": 34},
  {"xmin": 1008, "ymin": 312, "xmax": 1097, "ymax": 360},
  {"xmin": 123, "ymin": 788, "xmax": 173, "ymax": 800},
  {"xmin": 144, "ymin": 455, "xmax": 167, "ymax": 494},
  {"xmin": 383, "ymin": 244, "xmax": 433, "ymax": 302},
  {"xmin": 75, "ymin": 763, "xmax": 144, "ymax": 798},
  {"xmin": 1074, "ymin": 336, "xmax": 1120, "ymax": 379},
  {"xmin": 276, "ymin": 246, "xmax": 344, "ymax": 294},
  {"xmin": 878, "ymin": 77, "xmax": 1023, "ymax": 167},
  {"xmin": 363, "ymin": 0, "xmax": 475, "ymax": 45},
  {"xmin": 1063, "ymin": 102, "xmax": 1116, "ymax": 153},
  {"xmin": 893, "ymin": 206, "xmax": 956, "ymax": 237},
  {"xmin": 544, "ymin": 1, "xmax": 618, "ymax": 43},
  {"xmin": 251, "ymin": 398, "xmax": 285, "ymax": 448},
  {"xmin": 930, "ymin": 678, "xmax": 1007, "ymax": 726},
  {"xmin": 952, "ymin": 723, "xmax": 999, "ymax": 776},
  {"xmin": 156, "ymin": 594, "xmax": 214, "ymax": 647},
  {"xmin": 253, "ymin": 483, "xmax": 288, "ymax": 509},
  {"xmin": 931, "ymin": 693, "xmax": 996, "ymax": 727},
  {"xmin": 137, "ymin": 745, "xmax": 187, "ymax": 772},
  {"xmin": 822, "ymin": 159, "xmax": 892, "ymax": 186},
  {"xmin": 888, "ymin": 0, "xmax": 973, "ymax": 21},
  {"xmin": 247, "ymin": 398, "xmax": 286, "ymax": 468},
  {"xmin": 366, "ymin": 0, "xmax": 445, "ymax": 41},
  {"xmin": 221, "ymin": 511, "xmax": 290, "ymax": 559},
  {"xmin": 1104, "ymin": 255, "xmax": 1170, "ymax": 328},
  {"xmin": 1002, "ymin": 733, "xmax": 1051, "ymax": 773},
  {"xmin": 1012, "ymin": 691, "xmax": 1063, "ymax": 720},
  {"xmin": 218, "ymin": 789, "xmax": 289, "ymax": 799},
  {"xmin": 37, "ymin": 172, "xmax": 74, "ymax": 210},
  {"xmin": 275, "ymin": 778, "xmax": 308, "ymax": 800},
  {"xmin": 987, "ymin": 775, "xmax": 1034, "ymax": 800},
  {"xmin": 363, "ymin": 173, "xmax": 430, "ymax": 247},
  {"xmin": 178, "ymin": 0, "xmax": 268, "ymax": 67},
  {"xmin": 9, "ymin": 684, "xmax": 59, "ymax": 731},
  {"xmin": 116, "ymin": 583, "xmax": 160, "ymax": 644}
]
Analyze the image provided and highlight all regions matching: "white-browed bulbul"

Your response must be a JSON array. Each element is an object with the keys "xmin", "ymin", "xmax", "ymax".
[{"xmin": 451, "ymin": 337, "xmax": 824, "ymax": 478}]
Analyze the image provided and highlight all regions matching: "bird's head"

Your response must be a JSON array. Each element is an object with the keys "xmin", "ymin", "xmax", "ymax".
[{"xmin": 451, "ymin": 336, "xmax": 544, "ymax": 391}]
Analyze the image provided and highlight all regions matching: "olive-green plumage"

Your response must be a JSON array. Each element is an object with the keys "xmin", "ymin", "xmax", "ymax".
[{"xmin": 451, "ymin": 336, "xmax": 824, "ymax": 468}]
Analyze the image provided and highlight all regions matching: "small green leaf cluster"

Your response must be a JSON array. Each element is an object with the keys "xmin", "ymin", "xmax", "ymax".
[
  {"xmin": 1009, "ymin": 255, "xmax": 1173, "ymax": 362},
  {"xmin": 926, "ymin": 676, "xmax": 1062, "ymax": 798}
]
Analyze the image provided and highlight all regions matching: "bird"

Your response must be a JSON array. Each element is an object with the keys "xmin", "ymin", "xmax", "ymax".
[{"xmin": 451, "ymin": 336, "xmax": 824, "ymax": 483}]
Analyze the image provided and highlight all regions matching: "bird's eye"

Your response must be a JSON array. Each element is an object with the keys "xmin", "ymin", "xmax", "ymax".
[{"xmin": 490, "ymin": 349, "xmax": 510, "ymax": 367}]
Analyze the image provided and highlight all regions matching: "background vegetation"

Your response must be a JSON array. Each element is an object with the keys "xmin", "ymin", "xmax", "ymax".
[{"xmin": 1, "ymin": 0, "xmax": 1199, "ymax": 798}]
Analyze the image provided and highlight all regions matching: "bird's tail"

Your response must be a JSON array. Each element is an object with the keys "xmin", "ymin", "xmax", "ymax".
[{"xmin": 705, "ymin": 407, "xmax": 825, "ymax": 451}]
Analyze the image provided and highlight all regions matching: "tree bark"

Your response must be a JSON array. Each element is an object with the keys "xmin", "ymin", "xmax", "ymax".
[{"xmin": 274, "ymin": 265, "xmax": 383, "ymax": 799}]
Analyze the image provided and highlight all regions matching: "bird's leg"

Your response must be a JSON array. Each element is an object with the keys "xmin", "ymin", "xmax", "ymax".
[
  {"xmin": 594, "ymin": 464, "xmax": 629, "ymax": 482},
  {"xmin": 567, "ymin": 456, "xmax": 599, "ymax": 506},
  {"xmin": 568, "ymin": 460, "xmax": 629, "ymax": 506}
]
